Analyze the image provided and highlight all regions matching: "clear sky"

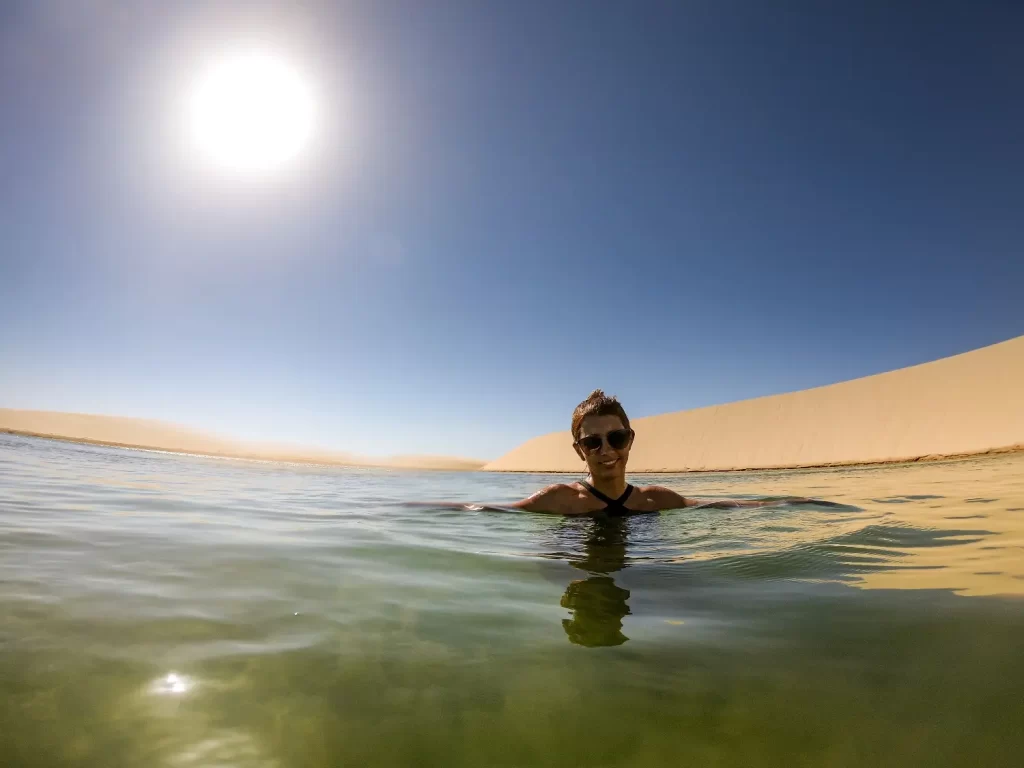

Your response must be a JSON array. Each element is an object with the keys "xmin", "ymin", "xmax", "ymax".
[{"xmin": 1, "ymin": 1, "xmax": 1021, "ymax": 460}]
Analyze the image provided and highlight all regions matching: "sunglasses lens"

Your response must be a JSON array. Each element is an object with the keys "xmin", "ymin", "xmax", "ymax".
[
  {"xmin": 608, "ymin": 430, "xmax": 630, "ymax": 449},
  {"xmin": 579, "ymin": 430, "xmax": 631, "ymax": 452}
]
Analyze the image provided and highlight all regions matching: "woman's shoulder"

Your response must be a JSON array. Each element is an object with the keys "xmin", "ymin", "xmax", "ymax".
[
  {"xmin": 630, "ymin": 484, "xmax": 692, "ymax": 511},
  {"xmin": 549, "ymin": 482, "xmax": 593, "ymax": 505},
  {"xmin": 540, "ymin": 481, "xmax": 586, "ymax": 494},
  {"xmin": 512, "ymin": 482, "xmax": 590, "ymax": 513}
]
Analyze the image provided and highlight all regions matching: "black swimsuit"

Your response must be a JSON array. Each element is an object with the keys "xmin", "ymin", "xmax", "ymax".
[{"xmin": 580, "ymin": 481, "xmax": 640, "ymax": 517}]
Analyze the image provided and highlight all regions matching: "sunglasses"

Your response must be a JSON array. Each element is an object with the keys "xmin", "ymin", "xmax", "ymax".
[{"xmin": 575, "ymin": 428, "xmax": 634, "ymax": 453}]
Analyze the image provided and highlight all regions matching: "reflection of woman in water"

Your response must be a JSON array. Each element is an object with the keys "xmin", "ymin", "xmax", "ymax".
[
  {"xmin": 560, "ymin": 517, "xmax": 632, "ymax": 647},
  {"xmin": 512, "ymin": 390, "xmax": 816, "ymax": 515}
]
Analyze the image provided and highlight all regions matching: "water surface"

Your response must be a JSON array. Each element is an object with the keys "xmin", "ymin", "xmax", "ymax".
[{"xmin": 2, "ymin": 434, "xmax": 1023, "ymax": 767}]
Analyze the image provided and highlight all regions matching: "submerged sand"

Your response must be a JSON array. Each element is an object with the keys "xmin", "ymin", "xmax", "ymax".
[
  {"xmin": 486, "ymin": 334, "xmax": 1024, "ymax": 473},
  {"xmin": 0, "ymin": 410, "xmax": 484, "ymax": 471}
]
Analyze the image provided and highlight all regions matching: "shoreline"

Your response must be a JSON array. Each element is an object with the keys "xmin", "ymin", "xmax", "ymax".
[
  {"xmin": 0, "ymin": 429, "xmax": 485, "ymax": 472},
  {"xmin": 4, "ymin": 427, "xmax": 1020, "ymax": 476},
  {"xmin": 484, "ymin": 444, "xmax": 1024, "ymax": 474}
]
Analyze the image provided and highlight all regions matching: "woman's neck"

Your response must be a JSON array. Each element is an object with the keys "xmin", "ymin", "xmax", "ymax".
[{"xmin": 587, "ymin": 474, "xmax": 628, "ymax": 499}]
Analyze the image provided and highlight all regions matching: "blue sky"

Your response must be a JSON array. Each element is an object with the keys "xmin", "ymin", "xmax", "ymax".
[{"xmin": 1, "ymin": 1, "xmax": 1021, "ymax": 460}]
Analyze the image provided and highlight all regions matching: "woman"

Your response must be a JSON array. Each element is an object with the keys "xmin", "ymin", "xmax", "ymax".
[{"xmin": 512, "ymin": 389, "xmax": 814, "ymax": 515}]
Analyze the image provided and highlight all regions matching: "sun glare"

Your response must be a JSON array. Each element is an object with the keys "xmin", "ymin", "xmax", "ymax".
[{"xmin": 188, "ymin": 51, "xmax": 316, "ymax": 174}]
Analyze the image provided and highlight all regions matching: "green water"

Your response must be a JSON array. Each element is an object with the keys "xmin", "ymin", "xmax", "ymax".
[{"xmin": 2, "ymin": 434, "xmax": 1023, "ymax": 766}]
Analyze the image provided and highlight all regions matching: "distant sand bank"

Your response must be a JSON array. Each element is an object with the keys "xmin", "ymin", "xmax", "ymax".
[
  {"xmin": 485, "ymin": 335, "xmax": 1024, "ymax": 473},
  {"xmin": 0, "ymin": 410, "xmax": 484, "ymax": 471}
]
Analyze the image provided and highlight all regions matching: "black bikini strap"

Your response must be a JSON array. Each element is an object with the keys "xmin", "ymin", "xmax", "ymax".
[
  {"xmin": 618, "ymin": 485, "xmax": 634, "ymax": 505},
  {"xmin": 581, "ymin": 480, "xmax": 634, "ymax": 507}
]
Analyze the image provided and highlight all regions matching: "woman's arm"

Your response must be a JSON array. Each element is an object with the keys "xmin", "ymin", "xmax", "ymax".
[
  {"xmin": 642, "ymin": 486, "xmax": 821, "ymax": 511},
  {"xmin": 406, "ymin": 485, "xmax": 582, "ymax": 514}
]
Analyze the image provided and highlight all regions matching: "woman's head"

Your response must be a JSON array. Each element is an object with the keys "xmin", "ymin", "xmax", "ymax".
[{"xmin": 571, "ymin": 390, "xmax": 633, "ymax": 479}]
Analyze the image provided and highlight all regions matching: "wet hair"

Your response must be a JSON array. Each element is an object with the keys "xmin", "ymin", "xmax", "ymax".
[{"xmin": 571, "ymin": 389, "xmax": 631, "ymax": 441}]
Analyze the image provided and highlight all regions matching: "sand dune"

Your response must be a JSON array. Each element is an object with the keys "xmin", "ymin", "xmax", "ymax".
[
  {"xmin": 0, "ymin": 410, "xmax": 485, "ymax": 471},
  {"xmin": 5, "ymin": 335, "xmax": 1021, "ymax": 474},
  {"xmin": 485, "ymin": 334, "xmax": 1024, "ymax": 473}
]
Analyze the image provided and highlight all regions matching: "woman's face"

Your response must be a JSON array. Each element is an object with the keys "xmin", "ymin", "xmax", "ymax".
[{"xmin": 574, "ymin": 414, "xmax": 632, "ymax": 480}]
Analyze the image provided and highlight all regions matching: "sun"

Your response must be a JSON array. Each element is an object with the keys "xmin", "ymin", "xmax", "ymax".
[{"xmin": 188, "ymin": 51, "xmax": 316, "ymax": 174}]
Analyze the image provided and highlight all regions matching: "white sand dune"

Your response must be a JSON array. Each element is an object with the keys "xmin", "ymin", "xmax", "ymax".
[
  {"xmin": 485, "ymin": 334, "xmax": 1024, "ymax": 473},
  {"xmin": 0, "ymin": 410, "xmax": 485, "ymax": 471}
]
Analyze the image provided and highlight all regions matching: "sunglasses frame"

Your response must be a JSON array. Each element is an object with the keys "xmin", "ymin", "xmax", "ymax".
[{"xmin": 575, "ymin": 428, "xmax": 634, "ymax": 453}]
